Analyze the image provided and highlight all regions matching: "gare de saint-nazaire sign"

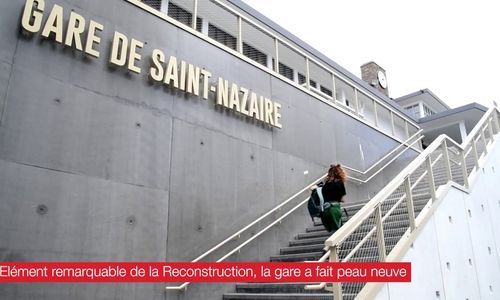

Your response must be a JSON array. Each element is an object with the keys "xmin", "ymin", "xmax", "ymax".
[{"xmin": 19, "ymin": 0, "xmax": 283, "ymax": 129}]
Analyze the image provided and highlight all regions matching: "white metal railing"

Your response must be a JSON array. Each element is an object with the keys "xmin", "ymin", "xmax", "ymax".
[
  {"xmin": 306, "ymin": 106, "xmax": 500, "ymax": 298},
  {"xmin": 344, "ymin": 129, "xmax": 423, "ymax": 183},
  {"xmin": 164, "ymin": 124, "xmax": 423, "ymax": 291},
  {"xmin": 127, "ymin": 0, "xmax": 421, "ymax": 146}
]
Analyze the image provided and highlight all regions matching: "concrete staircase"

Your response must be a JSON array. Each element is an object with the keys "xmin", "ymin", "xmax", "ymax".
[{"xmin": 223, "ymin": 148, "xmax": 477, "ymax": 300}]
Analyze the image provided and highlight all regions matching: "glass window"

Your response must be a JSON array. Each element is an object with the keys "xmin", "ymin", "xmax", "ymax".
[
  {"xmin": 423, "ymin": 104, "xmax": 434, "ymax": 117},
  {"xmin": 320, "ymin": 86, "xmax": 333, "ymax": 97},
  {"xmin": 357, "ymin": 92, "xmax": 375, "ymax": 125},
  {"xmin": 243, "ymin": 43, "xmax": 267, "ymax": 67},
  {"xmin": 334, "ymin": 77, "xmax": 355, "ymax": 109},
  {"xmin": 142, "ymin": 0, "xmax": 162, "ymax": 10},
  {"xmin": 208, "ymin": 24, "xmax": 237, "ymax": 50},
  {"xmin": 405, "ymin": 104, "xmax": 421, "ymax": 119},
  {"xmin": 241, "ymin": 19, "xmax": 274, "ymax": 69},
  {"xmin": 393, "ymin": 115, "xmax": 407, "ymax": 140},
  {"xmin": 377, "ymin": 104, "xmax": 393, "ymax": 135},
  {"xmin": 278, "ymin": 62, "xmax": 294, "ymax": 81}
]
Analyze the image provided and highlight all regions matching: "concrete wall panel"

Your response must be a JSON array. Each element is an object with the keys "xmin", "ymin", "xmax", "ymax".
[
  {"xmin": 166, "ymin": 118, "xmax": 275, "ymax": 261},
  {"xmin": 0, "ymin": 159, "xmax": 168, "ymax": 300},
  {"xmin": 0, "ymin": 66, "xmax": 173, "ymax": 190},
  {"xmin": 0, "ymin": 1, "xmax": 20, "ymax": 65},
  {"xmin": 384, "ymin": 214, "xmax": 445, "ymax": 300},
  {"xmin": 0, "ymin": 62, "xmax": 11, "ymax": 125},
  {"xmin": 377, "ymin": 138, "xmax": 500, "ymax": 300}
]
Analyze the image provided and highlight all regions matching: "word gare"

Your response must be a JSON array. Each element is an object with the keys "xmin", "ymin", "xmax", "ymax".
[{"xmin": 20, "ymin": 0, "xmax": 282, "ymax": 128}]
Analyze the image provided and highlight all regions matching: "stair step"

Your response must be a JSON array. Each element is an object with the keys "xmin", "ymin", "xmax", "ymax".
[
  {"xmin": 339, "ymin": 236, "xmax": 402, "ymax": 253},
  {"xmin": 306, "ymin": 216, "xmax": 413, "ymax": 238},
  {"xmin": 339, "ymin": 228, "xmax": 408, "ymax": 251},
  {"xmin": 289, "ymin": 237, "xmax": 327, "ymax": 247},
  {"xmin": 235, "ymin": 283, "xmax": 329, "ymax": 294},
  {"xmin": 270, "ymin": 252, "xmax": 324, "ymax": 262},
  {"xmin": 280, "ymin": 244, "xmax": 325, "ymax": 255},
  {"xmin": 223, "ymin": 293, "xmax": 355, "ymax": 300},
  {"xmin": 271, "ymin": 247, "xmax": 381, "ymax": 262},
  {"xmin": 296, "ymin": 231, "xmax": 333, "ymax": 240},
  {"xmin": 235, "ymin": 283, "xmax": 364, "ymax": 297}
]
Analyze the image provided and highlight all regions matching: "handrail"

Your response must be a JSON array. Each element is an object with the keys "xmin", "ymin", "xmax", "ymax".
[
  {"xmin": 165, "ymin": 172, "xmax": 326, "ymax": 291},
  {"xmin": 306, "ymin": 107, "xmax": 499, "ymax": 296},
  {"xmin": 363, "ymin": 130, "xmax": 423, "ymax": 175},
  {"xmin": 325, "ymin": 132, "xmax": 455, "ymax": 248},
  {"xmin": 361, "ymin": 135, "xmax": 423, "ymax": 183},
  {"xmin": 165, "ymin": 122, "xmax": 424, "ymax": 291},
  {"xmin": 343, "ymin": 129, "xmax": 423, "ymax": 178}
]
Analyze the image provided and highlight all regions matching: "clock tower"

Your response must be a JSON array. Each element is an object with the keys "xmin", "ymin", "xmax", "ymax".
[{"xmin": 361, "ymin": 61, "xmax": 389, "ymax": 97}]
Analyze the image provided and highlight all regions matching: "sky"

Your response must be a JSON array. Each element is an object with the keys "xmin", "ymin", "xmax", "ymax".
[{"xmin": 242, "ymin": 0, "xmax": 500, "ymax": 109}]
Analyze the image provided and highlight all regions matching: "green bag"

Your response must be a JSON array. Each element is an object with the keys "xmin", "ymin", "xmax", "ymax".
[{"xmin": 320, "ymin": 202, "xmax": 342, "ymax": 232}]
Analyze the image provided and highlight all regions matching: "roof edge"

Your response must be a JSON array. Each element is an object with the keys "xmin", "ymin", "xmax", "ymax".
[
  {"xmin": 418, "ymin": 102, "xmax": 487, "ymax": 123},
  {"xmin": 395, "ymin": 88, "xmax": 451, "ymax": 110}
]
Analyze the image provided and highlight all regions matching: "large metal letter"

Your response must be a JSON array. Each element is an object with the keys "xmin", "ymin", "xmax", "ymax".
[{"xmin": 21, "ymin": 0, "xmax": 45, "ymax": 33}]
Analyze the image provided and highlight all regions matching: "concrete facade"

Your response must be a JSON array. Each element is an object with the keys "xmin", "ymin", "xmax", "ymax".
[
  {"xmin": 375, "ymin": 138, "xmax": 500, "ymax": 300},
  {"xmin": 0, "ymin": 1, "xmax": 419, "ymax": 299}
]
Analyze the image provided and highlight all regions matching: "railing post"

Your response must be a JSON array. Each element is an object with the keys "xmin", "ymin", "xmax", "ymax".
[
  {"xmin": 192, "ymin": 0, "xmax": 198, "ymax": 30},
  {"xmin": 329, "ymin": 246, "xmax": 342, "ymax": 300},
  {"xmin": 493, "ymin": 110, "xmax": 500, "ymax": 134},
  {"xmin": 442, "ymin": 140, "xmax": 453, "ymax": 181},
  {"xmin": 374, "ymin": 102, "xmax": 379, "ymax": 127},
  {"xmin": 390, "ymin": 111, "xmax": 395, "ymax": 136},
  {"xmin": 460, "ymin": 150, "xmax": 469, "ymax": 189},
  {"xmin": 354, "ymin": 89, "xmax": 360, "ymax": 116},
  {"xmin": 472, "ymin": 138, "xmax": 479, "ymax": 168},
  {"xmin": 426, "ymin": 156, "xmax": 437, "ymax": 203},
  {"xmin": 405, "ymin": 120, "xmax": 410, "ymax": 139},
  {"xmin": 481, "ymin": 128, "xmax": 488, "ymax": 154},
  {"xmin": 274, "ymin": 38, "xmax": 279, "ymax": 72},
  {"xmin": 331, "ymin": 74, "xmax": 337, "ymax": 102},
  {"xmin": 236, "ymin": 16, "xmax": 242, "ymax": 53},
  {"xmin": 488, "ymin": 118, "xmax": 494, "ymax": 142},
  {"xmin": 305, "ymin": 58, "xmax": 311, "ymax": 90},
  {"xmin": 404, "ymin": 177, "xmax": 416, "ymax": 231},
  {"xmin": 374, "ymin": 204, "xmax": 387, "ymax": 261}
]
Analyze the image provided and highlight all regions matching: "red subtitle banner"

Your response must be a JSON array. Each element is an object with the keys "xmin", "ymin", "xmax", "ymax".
[{"xmin": 0, "ymin": 262, "xmax": 411, "ymax": 283}]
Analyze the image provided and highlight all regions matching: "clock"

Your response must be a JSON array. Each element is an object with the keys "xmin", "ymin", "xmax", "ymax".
[{"xmin": 377, "ymin": 71, "xmax": 387, "ymax": 89}]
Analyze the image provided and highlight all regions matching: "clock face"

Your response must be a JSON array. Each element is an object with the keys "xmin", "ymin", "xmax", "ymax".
[{"xmin": 377, "ymin": 71, "xmax": 387, "ymax": 89}]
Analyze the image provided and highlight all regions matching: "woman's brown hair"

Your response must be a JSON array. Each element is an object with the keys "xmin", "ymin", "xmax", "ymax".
[{"xmin": 325, "ymin": 164, "xmax": 347, "ymax": 183}]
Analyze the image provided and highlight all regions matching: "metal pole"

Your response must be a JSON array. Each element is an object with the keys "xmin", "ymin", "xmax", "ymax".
[
  {"xmin": 305, "ymin": 58, "xmax": 311, "ymax": 90},
  {"xmin": 404, "ymin": 177, "xmax": 416, "ymax": 231},
  {"xmin": 488, "ymin": 119, "xmax": 494, "ymax": 143},
  {"xmin": 332, "ymin": 74, "xmax": 337, "ymax": 102},
  {"xmin": 493, "ymin": 110, "xmax": 500, "ymax": 134},
  {"xmin": 405, "ymin": 121, "xmax": 410, "ymax": 139},
  {"xmin": 481, "ymin": 128, "xmax": 488, "ymax": 154},
  {"xmin": 192, "ymin": 0, "xmax": 198, "ymax": 30},
  {"xmin": 374, "ymin": 204, "xmax": 387, "ymax": 261},
  {"xmin": 472, "ymin": 139, "xmax": 479, "ymax": 169},
  {"xmin": 237, "ymin": 16, "xmax": 242, "ymax": 53},
  {"xmin": 330, "ymin": 246, "xmax": 342, "ymax": 300},
  {"xmin": 390, "ymin": 111, "xmax": 395, "ymax": 136},
  {"xmin": 442, "ymin": 140, "xmax": 453, "ymax": 181},
  {"xmin": 426, "ymin": 156, "xmax": 437, "ymax": 202},
  {"xmin": 274, "ymin": 38, "xmax": 279, "ymax": 72},
  {"xmin": 460, "ymin": 150, "xmax": 469, "ymax": 189},
  {"xmin": 354, "ymin": 89, "xmax": 360, "ymax": 116}
]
